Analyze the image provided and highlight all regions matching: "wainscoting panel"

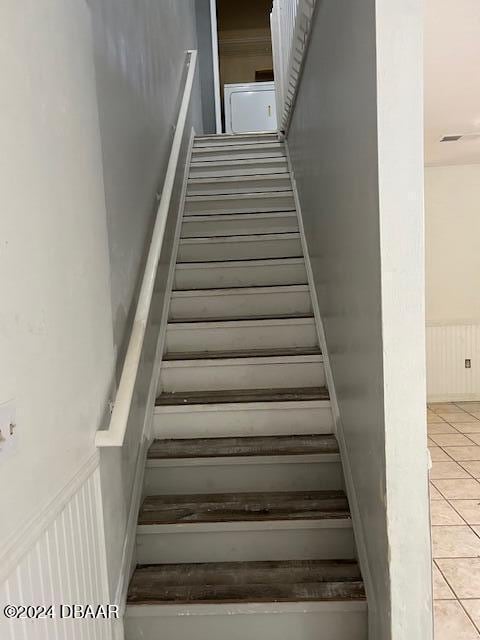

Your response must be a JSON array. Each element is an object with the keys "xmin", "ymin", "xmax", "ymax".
[
  {"xmin": 426, "ymin": 324, "xmax": 480, "ymax": 402},
  {"xmin": 0, "ymin": 458, "xmax": 113, "ymax": 640}
]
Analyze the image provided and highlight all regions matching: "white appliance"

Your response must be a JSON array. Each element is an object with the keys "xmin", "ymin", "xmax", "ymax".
[{"xmin": 224, "ymin": 81, "xmax": 278, "ymax": 134}]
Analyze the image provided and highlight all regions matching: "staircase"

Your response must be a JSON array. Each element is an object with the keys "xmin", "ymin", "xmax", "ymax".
[{"xmin": 124, "ymin": 133, "xmax": 367, "ymax": 639}]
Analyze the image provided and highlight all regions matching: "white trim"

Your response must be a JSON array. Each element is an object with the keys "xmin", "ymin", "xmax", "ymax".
[
  {"xmin": 270, "ymin": 0, "xmax": 317, "ymax": 133},
  {"xmin": 146, "ymin": 453, "xmax": 340, "ymax": 468},
  {"xmin": 154, "ymin": 400, "xmax": 331, "ymax": 415},
  {"xmin": 126, "ymin": 600, "xmax": 368, "ymax": 617},
  {"xmin": 113, "ymin": 129, "xmax": 196, "ymax": 614},
  {"xmin": 0, "ymin": 450, "xmax": 100, "ymax": 585},
  {"xmin": 209, "ymin": 0, "xmax": 222, "ymax": 134},
  {"xmin": 179, "ymin": 232, "xmax": 299, "ymax": 245},
  {"xmin": 93, "ymin": 461, "xmax": 114, "ymax": 604},
  {"xmin": 153, "ymin": 127, "xmax": 197, "ymax": 399},
  {"xmin": 137, "ymin": 519, "xmax": 352, "ymax": 534},
  {"xmin": 175, "ymin": 257, "xmax": 304, "ymax": 272},
  {"xmin": 162, "ymin": 354, "xmax": 323, "ymax": 368},
  {"xmin": 113, "ymin": 437, "xmax": 150, "ymax": 615},
  {"xmin": 284, "ymin": 140, "xmax": 376, "ymax": 622},
  {"xmin": 96, "ymin": 50, "xmax": 198, "ymax": 448}
]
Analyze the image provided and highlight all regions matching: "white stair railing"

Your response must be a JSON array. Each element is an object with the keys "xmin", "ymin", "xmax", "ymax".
[
  {"xmin": 270, "ymin": 0, "xmax": 316, "ymax": 132},
  {"xmin": 95, "ymin": 50, "xmax": 198, "ymax": 448}
]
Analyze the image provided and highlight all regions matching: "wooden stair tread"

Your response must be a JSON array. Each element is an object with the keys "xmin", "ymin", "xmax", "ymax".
[
  {"xmin": 148, "ymin": 434, "xmax": 338, "ymax": 460},
  {"xmin": 156, "ymin": 386, "xmax": 329, "ymax": 406},
  {"xmin": 172, "ymin": 284, "xmax": 308, "ymax": 293},
  {"xmin": 168, "ymin": 312, "xmax": 314, "ymax": 324},
  {"xmin": 187, "ymin": 172, "xmax": 289, "ymax": 183},
  {"xmin": 164, "ymin": 346, "xmax": 321, "ymax": 361},
  {"xmin": 138, "ymin": 490, "xmax": 349, "ymax": 525},
  {"xmin": 177, "ymin": 255, "xmax": 303, "ymax": 265},
  {"xmin": 127, "ymin": 560, "xmax": 365, "ymax": 604},
  {"xmin": 183, "ymin": 210, "xmax": 295, "ymax": 219}
]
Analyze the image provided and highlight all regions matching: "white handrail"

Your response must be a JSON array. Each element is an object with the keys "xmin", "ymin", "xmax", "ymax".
[
  {"xmin": 96, "ymin": 50, "xmax": 198, "ymax": 448},
  {"xmin": 270, "ymin": 0, "xmax": 316, "ymax": 132}
]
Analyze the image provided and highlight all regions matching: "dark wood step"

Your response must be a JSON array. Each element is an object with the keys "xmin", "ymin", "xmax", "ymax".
[
  {"xmin": 168, "ymin": 312, "xmax": 314, "ymax": 324},
  {"xmin": 138, "ymin": 490, "xmax": 349, "ymax": 525},
  {"xmin": 173, "ymin": 284, "xmax": 307, "ymax": 293},
  {"xmin": 156, "ymin": 386, "xmax": 329, "ymax": 406},
  {"xmin": 164, "ymin": 346, "xmax": 321, "ymax": 361},
  {"xmin": 148, "ymin": 434, "xmax": 338, "ymax": 460},
  {"xmin": 177, "ymin": 255, "xmax": 303, "ymax": 265},
  {"xmin": 127, "ymin": 559, "xmax": 365, "ymax": 605},
  {"xmin": 180, "ymin": 231, "xmax": 298, "ymax": 239}
]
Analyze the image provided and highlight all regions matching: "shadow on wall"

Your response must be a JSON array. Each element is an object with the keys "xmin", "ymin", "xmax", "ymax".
[{"xmin": 87, "ymin": 0, "xmax": 204, "ymax": 387}]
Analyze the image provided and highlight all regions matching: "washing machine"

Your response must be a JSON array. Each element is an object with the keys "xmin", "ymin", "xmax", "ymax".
[{"xmin": 224, "ymin": 81, "xmax": 278, "ymax": 134}]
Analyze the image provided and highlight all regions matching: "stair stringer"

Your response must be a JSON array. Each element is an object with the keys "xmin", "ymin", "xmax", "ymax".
[
  {"xmin": 112, "ymin": 127, "xmax": 196, "ymax": 620},
  {"xmin": 285, "ymin": 140, "xmax": 375, "ymax": 635}
]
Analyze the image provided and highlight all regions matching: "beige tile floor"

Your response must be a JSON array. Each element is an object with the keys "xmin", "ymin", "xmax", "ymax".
[{"xmin": 429, "ymin": 401, "xmax": 480, "ymax": 639}]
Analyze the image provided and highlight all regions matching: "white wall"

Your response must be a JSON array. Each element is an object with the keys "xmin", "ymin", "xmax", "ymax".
[
  {"xmin": 195, "ymin": 0, "xmax": 217, "ymax": 134},
  {"xmin": 287, "ymin": 1, "xmax": 431, "ymax": 638},
  {"xmin": 88, "ymin": 0, "xmax": 203, "ymax": 380},
  {"xmin": 0, "ymin": 0, "xmax": 114, "ymax": 560},
  {"xmin": 426, "ymin": 165, "xmax": 480, "ymax": 325},
  {"xmin": 425, "ymin": 164, "xmax": 480, "ymax": 400},
  {"xmin": 87, "ymin": 0, "xmax": 204, "ymax": 597},
  {"xmin": 0, "ymin": 0, "xmax": 203, "ymax": 614}
]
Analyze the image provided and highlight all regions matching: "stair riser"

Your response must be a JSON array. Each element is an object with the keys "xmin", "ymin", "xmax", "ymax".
[
  {"xmin": 190, "ymin": 144, "xmax": 286, "ymax": 163},
  {"xmin": 153, "ymin": 403, "xmax": 333, "ymax": 438},
  {"xmin": 187, "ymin": 175, "xmax": 292, "ymax": 196},
  {"xmin": 159, "ymin": 359, "xmax": 325, "ymax": 392},
  {"xmin": 173, "ymin": 261, "xmax": 307, "ymax": 290},
  {"xmin": 125, "ymin": 606, "xmax": 368, "ymax": 640},
  {"xmin": 181, "ymin": 213, "xmax": 298, "ymax": 237},
  {"xmin": 188, "ymin": 158, "xmax": 288, "ymax": 178},
  {"xmin": 144, "ymin": 458, "xmax": 343, "ymax": 495},
  {"xmin": 165, "ymin": 319, "xmax": 317, "ymax": 352},
  {"xmin": 177, "ymin": 236, "xmax": 302, "ymax": 262},
  {"xmin": 136, "ymin": 524, "xmax": 355, "ymax": 564},
  {"xmin": 168, "ymin": 289, "xmax": 312, "ymax": 321},
  {"xmin": 185, "ymin": 193, "xmax": 295, "ymax": 216},
  {"xmin": 193, "ymin": 134, "xmax": 278, "ymax": 148}
]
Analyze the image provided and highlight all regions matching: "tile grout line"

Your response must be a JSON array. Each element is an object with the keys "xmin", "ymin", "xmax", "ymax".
[
  {"xmin": 434, "ymin": 559, "xmax": 480, "ymax": 634},
  {"xmin": 429, "ymin": 403, "xmax": 480, "ymax": 637},
  {"xmin": 430, "ymin": 441, "xmax": 480, "ymax": 525}
]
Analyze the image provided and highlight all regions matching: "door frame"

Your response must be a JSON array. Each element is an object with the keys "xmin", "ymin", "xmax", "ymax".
[{"xmin": 209, "ymin": 0, "xmax": 222, "ymax": 133}]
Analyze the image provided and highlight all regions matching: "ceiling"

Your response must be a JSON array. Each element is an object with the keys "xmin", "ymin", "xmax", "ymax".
[{"xmin": 425, "ymin": 0, "xmax": 480, "ymax": 165}]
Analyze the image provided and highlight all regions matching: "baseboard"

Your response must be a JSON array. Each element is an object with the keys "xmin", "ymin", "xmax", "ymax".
[
  {"xmin": 113, "ymin": 128, "xmax": 196, "ymax": 615},
  {"xmin": 428, "ymin": 394, "xmax": 480, "ymax": 403},
  {"xmin": 285, "ymin": 141, "xmax": 377, "ymax": 637}
]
